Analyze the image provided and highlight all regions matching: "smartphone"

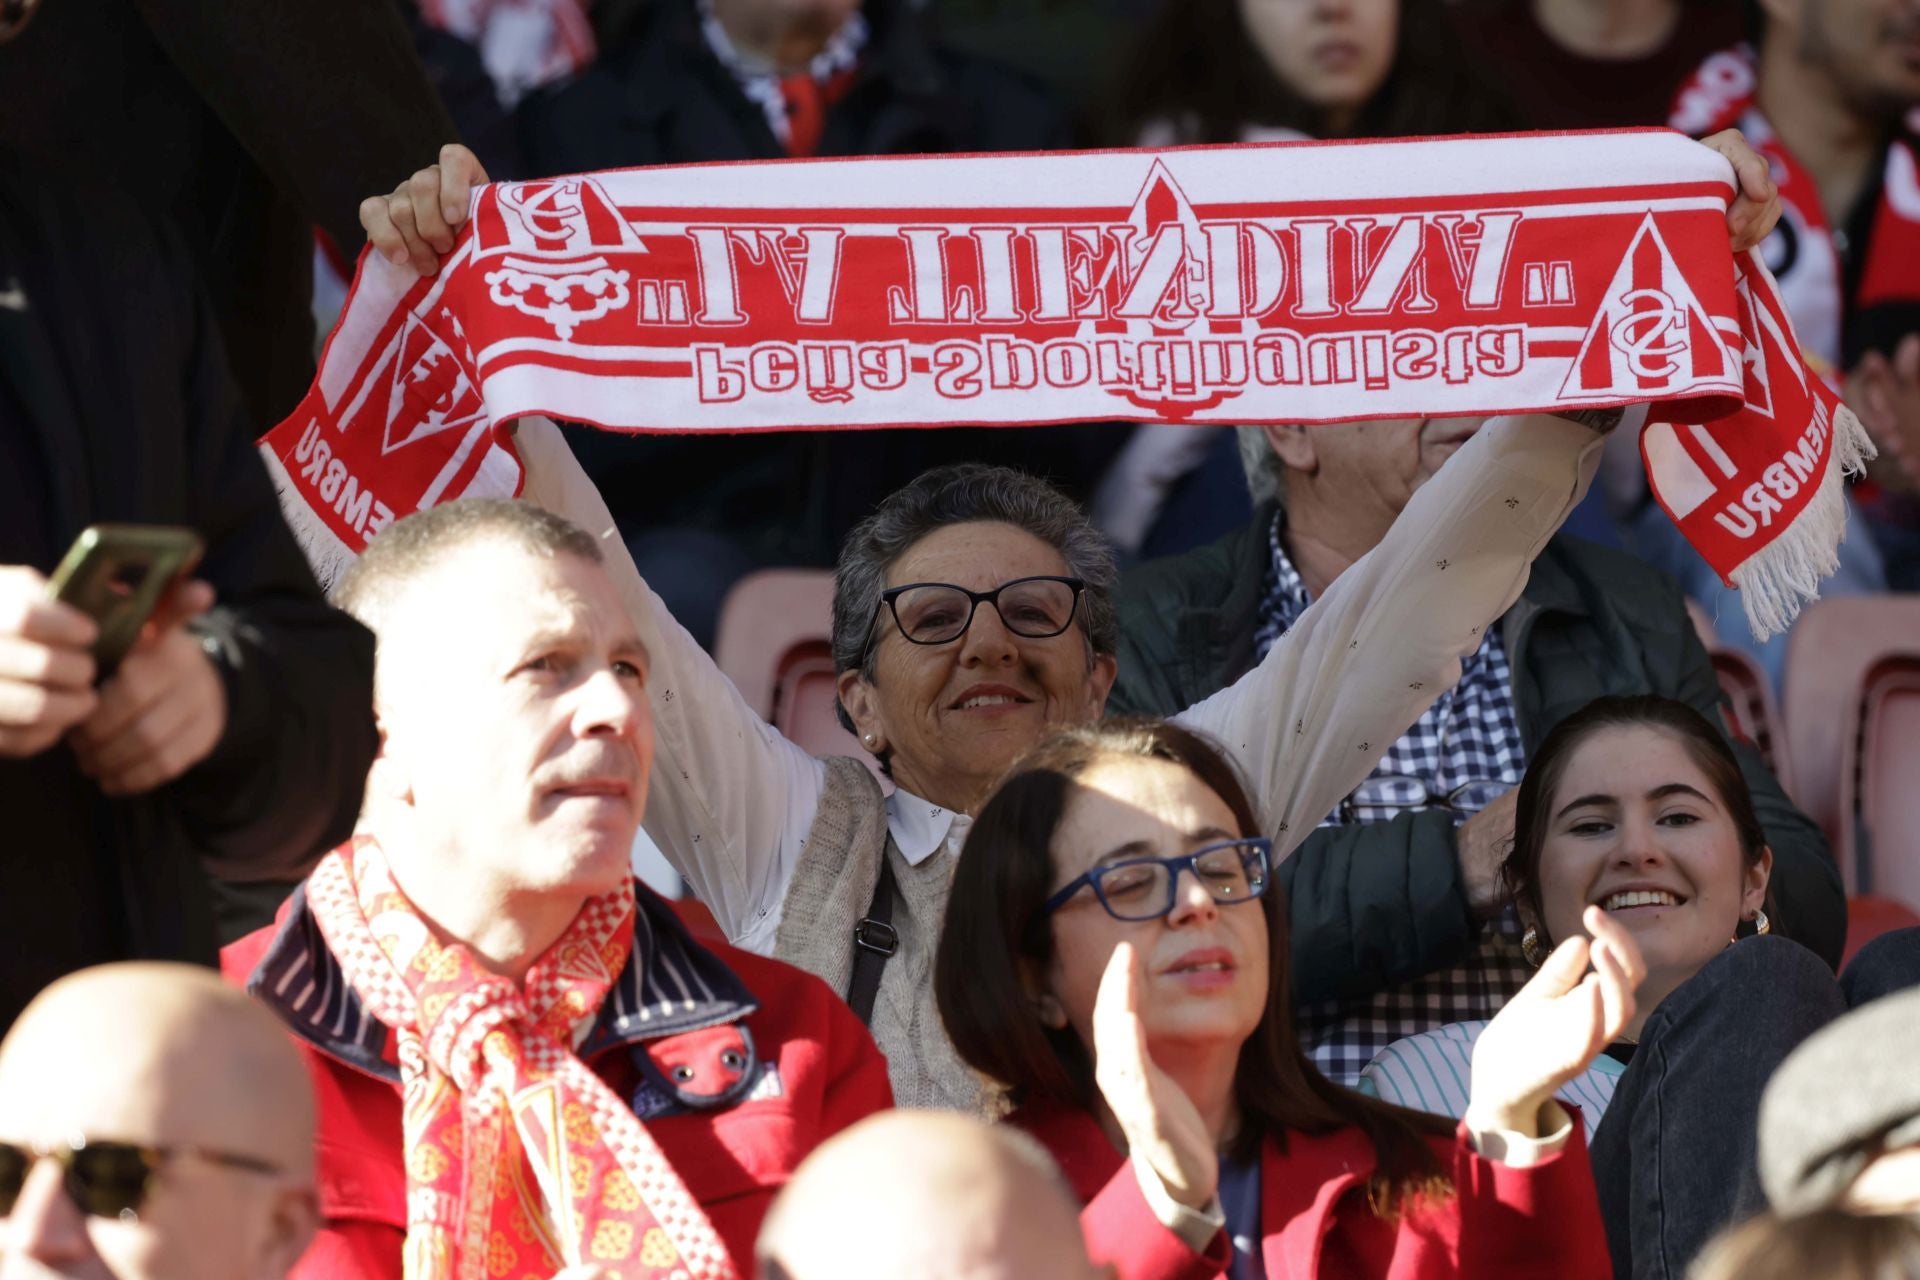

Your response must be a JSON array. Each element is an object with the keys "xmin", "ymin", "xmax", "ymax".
[{"xmin": 45, "ymin": 525, "xmax": 204, "ymax": 675}]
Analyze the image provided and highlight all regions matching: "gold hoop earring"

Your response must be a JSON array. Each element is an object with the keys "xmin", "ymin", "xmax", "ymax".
[
  {"xmin": 1752, "ymin": 909, "xmax": 1771, "ymax": 937},
  {"xmin": 1521, "ymin": 926, "xmax": 1546, "ymax": 967}
]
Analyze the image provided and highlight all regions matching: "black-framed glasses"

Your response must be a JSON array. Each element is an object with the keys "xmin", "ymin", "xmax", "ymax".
[
  {"xmin": 1338, "ymin": 775, "xmax": 1511, "ymax": 825},
  {"xmin": 0, "ymin": 1138, "xmax": 282, "ymax": 1222},
  {"xmin": 862, "ymin": 575, "xmax": 1086, "ymax": 660},
  {"xmin": 1043, "ymin": 838, "xmax": 1272, "ymax": 922}
]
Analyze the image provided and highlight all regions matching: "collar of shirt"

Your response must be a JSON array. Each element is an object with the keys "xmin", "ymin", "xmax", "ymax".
[
  {"xmin": 886, "ymin": 787, "xmax": 972, "ymax": 867},
  {"xmin": 695, "ymin": 0, "xmax": 868, "ymax": 145},
  {"xmin": 1253, "ymin": 510, "xmax": 1315, "ymax": 662}
]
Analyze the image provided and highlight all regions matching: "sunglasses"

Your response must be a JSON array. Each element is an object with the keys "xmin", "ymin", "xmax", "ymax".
[{"xmin": 0, "ymin": 1138, "xmax": 281, "ymax": 1222}]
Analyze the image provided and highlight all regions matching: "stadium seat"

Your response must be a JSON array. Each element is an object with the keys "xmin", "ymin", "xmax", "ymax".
[
  {"xmin": 1710, "ymin": 644, "xmax": 1794, "ymax": 791},
  {"xmin": 713, "ymin": 568, "xmax": 882, "ymax": 782},
  {"xmin": 1781, "ymin": 596, "xmax": 1920, "ymax": 866},
  {"xmin": 1842, "ymin": 894, "xmax": 1920, "ymax": 971},
  {"xmin": 1854, "ymin": 659, "xmax": 1920, "ymax": 912}
]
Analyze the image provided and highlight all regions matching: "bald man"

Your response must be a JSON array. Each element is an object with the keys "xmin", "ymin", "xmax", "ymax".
[
  {"xmin": 0, "ymin": 963, "xmax": 318, "ymax": 1280},
  {"xmin": 757, "ymin": 1111, "xmax": 1114, "ymax": 1280}
]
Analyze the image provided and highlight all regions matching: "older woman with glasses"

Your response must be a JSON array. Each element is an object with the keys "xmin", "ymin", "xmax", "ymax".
[
  {"xmin": 365, "ymin": 142, "xmax": 1784, "ymax": 1112},
  {"xmin": 936, "ymin": 720, "xmax": 1633, "ymax": 1279}
]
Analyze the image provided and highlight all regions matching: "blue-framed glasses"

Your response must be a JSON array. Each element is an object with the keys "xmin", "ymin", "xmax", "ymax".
[{"xmin": 1042, "ymin": 838, "xmax": 1272, "ymax": 922}]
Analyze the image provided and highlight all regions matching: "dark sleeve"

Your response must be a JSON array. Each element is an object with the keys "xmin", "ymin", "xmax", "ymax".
[
  {"xmin": 167, "ymin": 245, "xmax": 379, "ymax": 880},
  {"xmin": 1279, "ymin": 812, "xmax": 1479, "ymax": 1005},
  {"xmin": 129, "ymin": 0, "xmax": 459, "ymax": 251},
  {"xmin": 1658, "ymin": 581, "xmax": 1846, "ymax": 968}
]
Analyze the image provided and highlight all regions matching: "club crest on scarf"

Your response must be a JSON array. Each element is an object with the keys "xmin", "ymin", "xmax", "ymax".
[
  {"xmin": 261, "ymin": 133, "xmax": 1870, "ymax": 633},
  {"xmin": 305, "ymin": 838, "xmax": 739, "ymax": 1280}
]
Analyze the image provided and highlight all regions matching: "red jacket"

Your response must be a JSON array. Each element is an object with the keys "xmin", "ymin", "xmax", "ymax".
[
  {"xmin": 222, "ymin": 881, "xmax": 893, "ymax": 1279},
  {"xmin": 1014, "ymin": 1101, "xmax": 1609, "ymax": 1280}
]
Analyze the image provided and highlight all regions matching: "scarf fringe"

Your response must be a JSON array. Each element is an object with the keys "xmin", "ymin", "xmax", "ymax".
[
  {"xmin": 260, "ymin": 444, "xmax": 360, "ymax": 592},
  {"xmin": 1728, "ymin": 402, "xmax": 1878, "ymax": 640}
]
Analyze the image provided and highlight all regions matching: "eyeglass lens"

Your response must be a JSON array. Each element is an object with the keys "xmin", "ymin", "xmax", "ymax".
[
  {"xmin": 1100, "ymin": 844, "xmax": 1267, "ymax": 920},
  {"xmin": 0, "ymin": 1142, "xmax": 158, "ymax": 1220},
  {"xmin": 1345, "ymin": 775, "xmax": 1510, "ymax": 820},
  {"xmin": 891, "ymin": 578, "xmax": 1077, "ymax": 644}
]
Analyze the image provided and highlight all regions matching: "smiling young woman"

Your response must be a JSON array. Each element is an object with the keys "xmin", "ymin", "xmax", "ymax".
[
  {"xmin": 936, "ymin": 719, "xmax": 1635, "ymax": 1280},
  {"xmin": 1360, "ymin": 695, "xmax": 1920, "ymax": 1277}
]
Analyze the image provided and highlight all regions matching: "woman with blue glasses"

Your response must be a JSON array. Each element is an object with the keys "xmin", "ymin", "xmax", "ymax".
[{"xmin": 937, "ymin": 719, "xmax": 1638, "ymax": 1279}]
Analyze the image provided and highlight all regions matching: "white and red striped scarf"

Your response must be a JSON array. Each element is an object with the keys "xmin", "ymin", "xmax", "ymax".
[{"xmin": 264, "ymin": 132, "xmax": 1871, "ymax": 636}]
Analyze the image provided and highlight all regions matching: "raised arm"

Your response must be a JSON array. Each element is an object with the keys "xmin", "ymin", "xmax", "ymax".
[
  {"xmin": 513, "ymin": 418, "xmax": 826, "ymax": 946},
  {"xmin": 1174, "ymin": 413, "xmax": 1606, "ymax": 855}
]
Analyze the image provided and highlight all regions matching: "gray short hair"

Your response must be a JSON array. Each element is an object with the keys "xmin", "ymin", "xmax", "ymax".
[
  {"xmin": 334, "ymin": 498, "xmax": 601, "ymax": 632},
  {"xmin": 831, "ymin": 465, "xmax": 1117, "ymax": 727},
  {"xmin": 1236, "ymin": 425, "xmax": 1287, "ymax": 506}
]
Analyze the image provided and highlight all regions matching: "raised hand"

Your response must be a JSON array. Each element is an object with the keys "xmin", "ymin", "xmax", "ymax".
[
  {"xmin": 1091, "ymin": 941, "xmax": 1218, "ymax": 1211},
  {"xmin": 1465, "ymin": 906, "xmax": 1644, "ymax": 1138},
  {"xmin": 1700, "ymin": 129, "xmax": 1782, "ymax": 253},
  {"xmin": 359, "ymin": 143, "xmax": 491, "ymax": 276},
  {"xmin": 0, "ymin": 565, "xmax": 98, "ymax": 758},
  {"xmin": 1849, "ymin": 335, "xmax": 1920, "ymax": 495}
]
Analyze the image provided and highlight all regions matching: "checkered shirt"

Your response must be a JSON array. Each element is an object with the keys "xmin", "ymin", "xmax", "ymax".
[{"xmin": 1254, "ymin": 513, "xmax": 1533, "ymax": 1085}]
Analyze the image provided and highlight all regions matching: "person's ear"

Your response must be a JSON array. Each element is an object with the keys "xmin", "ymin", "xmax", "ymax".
[
  {"xmin": 251, "ymin": 1186, "xmax": 319, "ymax": 1280},
  {"xmin": 1744, "ymin": 845, "xmax": 1774, "ymax": 920},
  {"xmin": 1019, "ymin": 959, "xmax": 1070, "ymax": 1029},
  {"xmin": 1262, "ymin": 423, "xmax": 1316, "ymax": 477},
  {"xmin": 1083, "ymin": 651, "xmax": 1118, "ymax": 718},
  {"xmin": 836, "ymin": 669, "xmax": 886, "ymax": 757}
]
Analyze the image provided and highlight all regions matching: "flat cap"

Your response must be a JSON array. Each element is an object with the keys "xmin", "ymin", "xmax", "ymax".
[{"xmin": 1759, "ymin": 986, "xmax": 1920, "ymax": 1214}]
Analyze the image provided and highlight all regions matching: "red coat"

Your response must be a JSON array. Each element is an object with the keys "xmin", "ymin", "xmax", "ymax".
[
  {"xmin": 222, "ymin": 882, "xmax": 893, "ymax": 1279},
  {"xmin": 1014, "ymin": 1101, "xmax": 1610, "ymax": 1280}
]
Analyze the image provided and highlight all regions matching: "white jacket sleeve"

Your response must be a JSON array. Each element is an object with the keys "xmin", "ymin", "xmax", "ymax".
[
  {"xmin": 512, "ymin": 418, "xmax": 827, "ymax": 947},
  {"xmin": 1173, "ymin": 414, "xmax": 1603, "ymax": 857}
]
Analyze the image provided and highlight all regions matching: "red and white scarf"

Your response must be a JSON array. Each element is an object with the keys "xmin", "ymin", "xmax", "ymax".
[
  {"xmin": 263, "ymin": 131, "xmax": 1870, "ymax": 636},
  {"xmin": 306, "ymin": 837, "xmax": 736, "ymax": 1280},
  {"xmin": 1671, "ymin": 44, "xmax": 1920, "ymax": 376}
]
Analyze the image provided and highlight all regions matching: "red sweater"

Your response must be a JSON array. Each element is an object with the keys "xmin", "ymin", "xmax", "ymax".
[
  {"xmin": 1014, "ymin": 1101, "xmax": 1610, "ymax": 1280},
  {"xmin": 222, "ymin": 884, "xmax": 893, "ymax": 1279}
]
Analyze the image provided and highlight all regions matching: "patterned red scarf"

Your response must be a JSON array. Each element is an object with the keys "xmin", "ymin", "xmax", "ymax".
[
  {"xmin": 261, "ymin": 133, "xmax": 1870, "ymax": 636},
  {"xmin": 305, "ymin": 837, "xmax": 737, "ymax": 1280}
]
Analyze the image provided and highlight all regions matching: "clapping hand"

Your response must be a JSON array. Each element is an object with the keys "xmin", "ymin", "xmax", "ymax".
[
  {"xmin": 1466, "ymin": 906, "xmax": 1644, "ymax": 1138},
  {"xmin": 1092, "ymin": 941, "xmax": 1218, "ymax": 1211}
]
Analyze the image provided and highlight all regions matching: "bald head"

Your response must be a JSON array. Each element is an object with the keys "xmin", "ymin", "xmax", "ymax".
[
  {"xmin": 0, "ymin": 964, "xmax": 313, "ymax": 1179},
  {"xmin": 757, "ymin": 1111, "xmax": 1111, "ymax": 1280}
]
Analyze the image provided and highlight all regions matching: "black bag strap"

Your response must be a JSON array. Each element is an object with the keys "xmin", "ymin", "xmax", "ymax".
[{"xmin": 846, "ymin": 857, "xmax": 899, "ymax": 1026}]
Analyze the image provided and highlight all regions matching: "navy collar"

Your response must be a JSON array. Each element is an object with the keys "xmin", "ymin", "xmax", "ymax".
[{"xmin": 246, "ymin": 880, "xmax": 759, "ymax": 1083}]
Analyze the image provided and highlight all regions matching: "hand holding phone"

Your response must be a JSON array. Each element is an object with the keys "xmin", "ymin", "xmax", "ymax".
[{"xmin": 0, "ymin": 564, "xmax": 100, "ymax": 758}]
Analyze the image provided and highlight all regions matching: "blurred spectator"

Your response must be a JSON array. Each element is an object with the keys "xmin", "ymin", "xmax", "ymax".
[
  {"xmin": 1690, "ymin": 1210, "xmax": 1920, "ymax": 1280},
  {"xmin": 755, "ymin": 1110, "xmax": 1115, "ymax": 1280},
  {"xmin": 1357, "ymin": 698, "xmax": 1910, "ymax": 1277},
  {"xmin": 221, "ymin": 500, "xmax": 891, "ymax": 1277},
  {"xmin": 0, "ymin": 167, "xmax": 378, "ymax": 1034},
  {"xmin": 1446, "ymin": 0, "xmax": 1745, "ymax": 131},
  {"xmin": 1113, "ymin": 0, "xmax": 1514, "ymax": 145},
  {"xmin": 480, "ymin": 0, "xmax": 1103, "ymax": 648},
  {"xmin": 0, "ymin": 962, "xmax": 318, "ymax": 1280},
  {"xmin": 0, "ymin": 0, "xmax": 457, "ymax": 428},
  {"xmin": 1628, "ymin": 0, "xmax": 1920, "ymax": 670},
  {"xmin": 1760, "ymin": 977, "xmax": 1920, "ymax": 1216},
  {"xmin": 1090, "ymin": 0, "xmax": 1518, "ymax": 563},
  {"xmin": 934, "ymin": 719, "xmax": 1624, "ymax": 1279},
  {"xmin": 1108, "ymin": 386, "xmax": 1839, "ymax": 1087}
]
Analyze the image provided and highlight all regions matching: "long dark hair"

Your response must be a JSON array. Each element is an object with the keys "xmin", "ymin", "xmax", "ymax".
[
  {"xmin": 1501, "ymin": 695, "xmax": 1775, "ymax": 946},
  {"xmin": 1108, "ymin": 0, "xmax": 1517, "ymax": 145},
  {"xmin": 935, "ymin": 718, "xmax": 1453, "ymax": 1217}
]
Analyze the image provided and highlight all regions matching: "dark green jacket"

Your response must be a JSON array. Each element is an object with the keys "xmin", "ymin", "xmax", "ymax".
[{"xmin": 1111, "ymin": 504, "xmax": 1846, "ymax": 1000}]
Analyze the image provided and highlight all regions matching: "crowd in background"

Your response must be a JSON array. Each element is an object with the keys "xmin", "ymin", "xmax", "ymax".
[{"xmin": 3, "ymin": 0, "xmax": 1920, "ymax": 1278}]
